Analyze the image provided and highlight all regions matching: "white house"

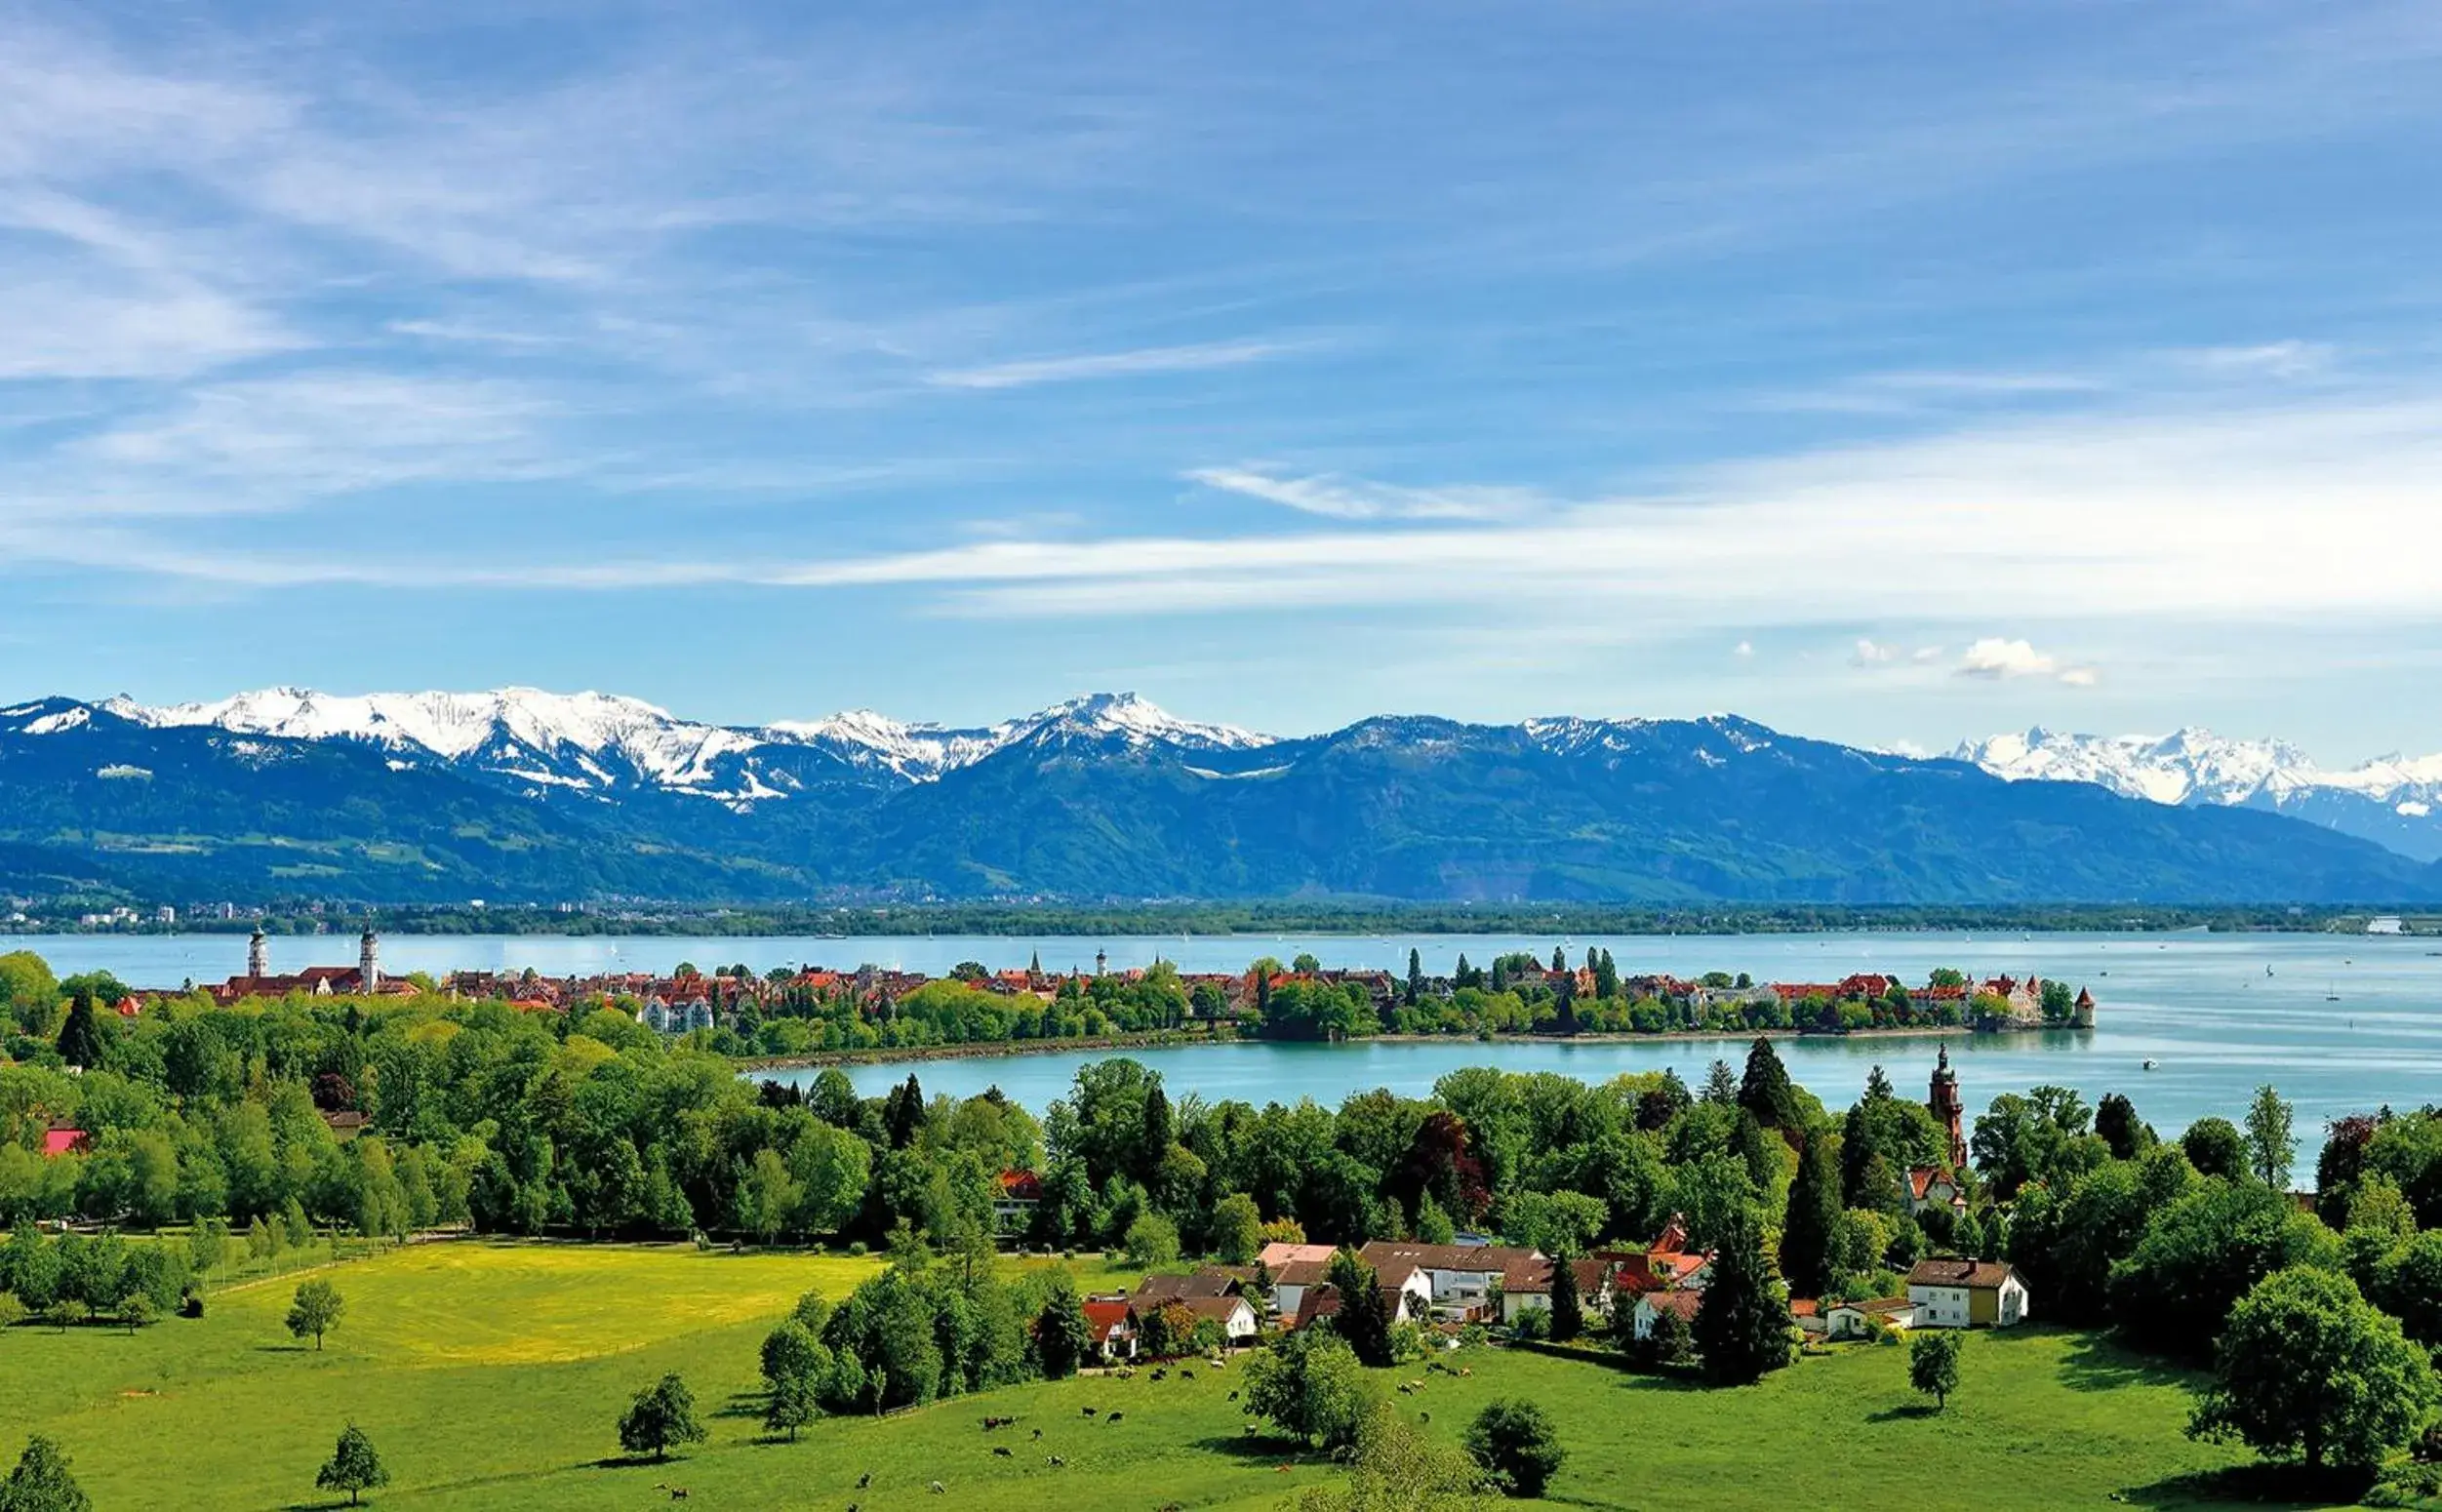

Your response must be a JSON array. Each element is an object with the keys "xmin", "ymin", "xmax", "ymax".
[
  {"xmin": 1630, "ymin": 1288, "xmax": 1703, "ymax": 1340},
  {"xmin": 1176, "ymin": 1294, "xmax": 1261, "ymax": 1346},
  {"xmin": 1499, "ymin": 1256, "xmax": 1617, "ymax": 1325},
  {"xmin": 1905, "ymin": 1259, "xmax": 2029, "ymax": 1329},
  {"xmin": 1358, "ymin": 1241, "xmax": 1540, "ymax": 1317},
  {"xmin": 1825, "ymin": 1296, "xmax": 1918, "ymax": 1338}
]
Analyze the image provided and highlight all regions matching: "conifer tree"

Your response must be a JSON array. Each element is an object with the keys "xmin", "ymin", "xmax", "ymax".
[
  {"xmin": 1781, "ymin": 1134, "xmax": 1841, "ymax": 1298},
  {"xmin": 54, "ymin": 990, "xmax": 104, "ymax": 1070},
  {"xmin": 1326, "ymin": 1248, "xmax": 1394, "ymax": 1367},
  {"xmin": 1548, "ymin": 1255, "xmax": 1584, "ymax": 1342},
  {"xmin": 1739, "ymin": 1036, "xmax": 1797, "ymax": 1127},
  {"xmin": 1692, "ymin": 1211, "xmax": 1792, "ymax": 1385},
  {"xmin": 1406, "ymin": 949, "xmax": 1423, "ymax": 1006}
]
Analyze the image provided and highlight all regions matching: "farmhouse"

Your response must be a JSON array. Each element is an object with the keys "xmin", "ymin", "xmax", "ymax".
[
  {"xmin": 1080, "ymin": 1297, "xmax": 1137, "ymax": 1361},
  {"xmin": 1357, "ymin": 1240, "xmax": 1541, "ymax": 1318},
  {"xmin": 1630, "ymin": 1287, "xmax": 1703, "ymax": 1341},
  {"xmin": 1826, "ymin": 1295, "xmax": 1918, "ymax": 1338},
  {"xmin": 993, "ymin": 1170, "xmax": 1042, "ymax": 1228},
  {"xmin": 1906, "ymin": 1258, "xmax": 2030, "ymax": 1329},
  {"xmin": 1499, "ymin": 1255, "xmax": 1618, "ymax": 1325},
  {"xmin": 1170, "ymin": 1293, "xmax": 1260, "ymax": 1347}
]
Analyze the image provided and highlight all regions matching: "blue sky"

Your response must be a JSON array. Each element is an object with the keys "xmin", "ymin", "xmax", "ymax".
[{"xmin": 4, "ymin": 1, "xmax": 2440, "ymax": 759}]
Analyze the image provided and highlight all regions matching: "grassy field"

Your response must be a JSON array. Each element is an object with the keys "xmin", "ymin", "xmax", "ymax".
[{"xmin": 0, "ymin": 1239, "xmax": 2345, "ymax": 1511}]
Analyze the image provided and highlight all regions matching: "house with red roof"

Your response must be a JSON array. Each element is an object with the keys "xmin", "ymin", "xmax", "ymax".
[
  {"xmin": 993, "ymin": 1170, "xmax": 1043, "ymax": 1229},
  {"xmin": 40, "ymin": 1126, "xmax": 89, "ymax": 1158},
  {"xmin": 1079, "ymin": 1297, "xmax": 1137, "ymax": 1361}
]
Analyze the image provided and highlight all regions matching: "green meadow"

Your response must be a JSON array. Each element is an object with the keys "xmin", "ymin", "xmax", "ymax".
[{"xmin": 0, "ymin": 1240, "xmax": 2334, "ymax": 1511}]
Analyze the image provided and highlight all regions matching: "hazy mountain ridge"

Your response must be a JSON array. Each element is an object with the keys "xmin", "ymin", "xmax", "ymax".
[
  {"xmin": 1958, "ymin": 726, "xmax": 2442, "ymax": 861},
  {"xmin": 2, "ymin": 691, "xmax": 2435, "ymax": 905}
]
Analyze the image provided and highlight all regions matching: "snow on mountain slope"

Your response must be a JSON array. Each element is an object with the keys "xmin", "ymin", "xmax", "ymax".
[
  {"xmin": 1956, "ymin": 727, "xmax": 2442, "ymax": 860},
  {"xmin": 86, "ymin": 687, "xmax": 1276, "ymax": 798},
  {"xmin": 771, "ymin": 692, "xmax": 1271, "ymax": 778},
  {"xmin": 106, "ymin": 687, "xmax": 768, "ymax": 793}
]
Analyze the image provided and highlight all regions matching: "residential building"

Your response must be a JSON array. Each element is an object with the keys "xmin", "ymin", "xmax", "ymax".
[
  {"xmin": 1905, "ymin": 1258, "xmax": 2030, "ymax": 1329},
  {"xmin": 1825, "ymin": 1296, "xmax": 1918, "ymax": 1338},
  {"xmin": 1630, "ymin": 1288, "xmax": 1703, "ymax": 1341}
]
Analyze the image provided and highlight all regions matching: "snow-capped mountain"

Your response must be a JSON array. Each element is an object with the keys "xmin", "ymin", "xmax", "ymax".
[
  {"xmin": 4, "ymin": 691, "xmax": 2437, "ymax": 904},
  {"xmin": 769, "ymin": 693, "xmax": 1272, "ymax": 781},
  {"xmin": 89, "ymin": 687, "xmax": 1276, "ymax": 806},
  {"xmin": 1957, "ymin": 727, "xmax": 2442, "ymax": 861}
]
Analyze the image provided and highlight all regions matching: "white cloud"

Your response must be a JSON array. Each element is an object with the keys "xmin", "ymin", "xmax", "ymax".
[
  {"xmin": 928, "ymin": 338, "xmax": 1305, "ymax": 390},
  {"xmin": 1851, "ymin": 639, "xmax": 1899, "ymax": 666},
  {"xmin": 1734, "ymin": 640, "xmax": 1754, "ymax": 657},
  {"xmin": 2057, "ymin": 665, "xmax": 2102, "ymax": 688},
  {"xmin": 1187, "ymin": 466, "xmax": 1541, "ymax": 522},
  {"xmin": 1955, "ymin": 638, "xmax": 2058, "ymax": 679},
  {"xmin": 2176, "ymin": 340, "xmax": 2335, "ymax": 379}
]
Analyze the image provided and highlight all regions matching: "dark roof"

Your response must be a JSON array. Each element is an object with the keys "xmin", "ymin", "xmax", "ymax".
[
  {"xmin": 1906, "ymin": 1258, "xmax": 2020, "ymax": 1291},
  {"xmin": 1358, "ymin": 1240, "xmax": 1536, "ymax": 1273},
  {"xmin": 1133, "ymin": 1269, "xmax": 1242, "ymax": 1304}
]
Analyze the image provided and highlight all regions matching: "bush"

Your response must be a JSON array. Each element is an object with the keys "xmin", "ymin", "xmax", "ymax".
[
  {"xmin": 847, "ymin": 1241, "xmax": 868, "ymax": 1257},
  {"xmin": 1508, "ymin": 1306, "xmax": 1551, "ymax": 1341},
  {"xmin": 1465, "ymin": 1398, "xmax": 1567, "ymax": 1497}
]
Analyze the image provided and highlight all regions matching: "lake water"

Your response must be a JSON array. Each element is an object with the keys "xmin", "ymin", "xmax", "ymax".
[{"xmin": 26, "ymin": 929, "xmax": 2441, "ymax": 1133}]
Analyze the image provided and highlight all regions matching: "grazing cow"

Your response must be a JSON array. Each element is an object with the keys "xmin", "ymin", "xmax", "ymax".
[
  {"xmin": 1180, "ymin": 1370, "xmax": 1194, "ymax": 1381},
  {"xmin": 1420, "ymin": 1412, "xmax": 1431, "ymax": 1424},
  {"xmin": 1031, "ymin": 1428, "xmax": 1043, "ymax": 1440},
  {"xmin": 857, "ymin": 1473, "xmax": 872, "ymax": 1489},
  {"xmin": 1047, "ymin": 1455, "xmax": 1066, "ymax": 1468},
  {"xmin": 992, "ymin": 1447, "xmax": 1014, "ymax": 1458},
  {"xmin": 1081, "ymin": 1407, "xmax": 1098, "ymax": 1417},
  {"xmin": 1276, "ymin": 1464, "xmax": 1295, "ymax": 1474},
  {"xmin": 1227, "ymin": 1390, "xmax": 1239, "ymax": 1402},
  {"xmin": 1105, "ymin": 1412, "xmax": 1125, "ymax": 1424},
  {"xmin": 930, "ymin": 1482, "xmax": 946, "ymax": 1495},
  {"xmin": 1150, "ymin": 1369, "xmax": 1166, "ymax": 1381}
]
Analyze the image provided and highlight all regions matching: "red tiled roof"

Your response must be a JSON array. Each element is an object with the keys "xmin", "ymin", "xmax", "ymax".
[
  {"xmin": 1257, "ymin": 1242, "xmax": 1338, "ymax": 1268},
  {"xmin": 1080, "ymin": 1299, "xmax": 1133, "ymax": 1339},
  {"xmin": 40, "ymin": 1127, "xmax": 88, "ymax": 1158},
  {"xmin": 1643, "ymin": 1290, "xmax": 1703, "ymax": 1322},
  {"xmin": 997, "ymin": 1170, "xmax": 1043, "ymax": 1200}
]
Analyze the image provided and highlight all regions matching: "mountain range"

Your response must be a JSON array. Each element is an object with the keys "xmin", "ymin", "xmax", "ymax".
[
  {"xmin": 1, "ymin": 687, "xmax": 2435, "ymax": 906},
  {"xmin": 1955, "ymin": 728, "xmax": 2442, "ymax": 863}
]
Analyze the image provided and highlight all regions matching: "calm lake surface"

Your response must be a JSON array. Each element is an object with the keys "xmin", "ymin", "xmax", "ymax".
[{"xmin": 31, "ymin": 929, "xmax": 2442, "ymax": 1132}]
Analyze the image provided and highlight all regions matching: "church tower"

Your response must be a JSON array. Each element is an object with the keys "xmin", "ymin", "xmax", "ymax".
[
  {"xmin": 1928, "ymin": 1043, "xmax": 1967, "ymax": 1171},
  {"xmin": 358, "ymin": 929, "xmax": 380, "ymax": 995},
  {"xmin": 247, "ymin": 928, "xmax": 268, "ymax": 979}
]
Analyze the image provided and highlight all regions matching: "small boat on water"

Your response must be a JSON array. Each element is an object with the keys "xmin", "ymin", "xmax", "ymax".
[{"xmin": 2142, "ymin": 1058, "xmax": 2160, "ymax": 1071}]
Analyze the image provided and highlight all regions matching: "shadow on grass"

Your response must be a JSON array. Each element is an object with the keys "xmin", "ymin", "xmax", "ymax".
[
  {"xmin": 2117, "ymin": 1463, "xmax": 2371, "ymax": 1508},
  {"xmin": 278, "ymin": 1499, "xmax": 358, "ymax": 1511},
  {"xmin": 713, "ymin": 1391, "xmax": 764, "ymax": 1420},
  {"xmin": 1865, "ymin": 1403, "xmax": 1942, "ymax": 1422},
  {"xmin": 2057, "ymin": 1331, "xmax": 2203, "ymax": 1394},
  {"xmin": 253, "ymin": 1343, "xmax": 314, "ymax": 1354},
  {"xmin": 585, "ymin": 1453, "xmax": 690, "ymax": 1471},
  {"xmin": 1188, "ymin": 1433, "xmax": 1318, "ymax": 1463}
]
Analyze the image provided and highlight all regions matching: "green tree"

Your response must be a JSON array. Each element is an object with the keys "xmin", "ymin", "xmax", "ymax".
[
  {"xmin": 618, "ymin": 1373, "xmax": 708, "ymax": 1462},
  {"xmin": 1691, "ymin": 1210, "xmax": 1791, "ymax": 1385},
  {"xmin": 1241, "ymin": 1330, "xmax": 1375, "ymax": 1450},
  {"xmin": 1123, "ymin": 1212, "xmax": 1180, "ymax": 1269},
  {"xmin": 2244, "ymin": 1085, "xmax": 2296, "ymax": 1190},
  {"xmin": 760, "ymin": 1320, "xmax": 823, "ymax": 1393},
  {"xmin": 1211, "ymin": 1193, "xmax": 1263, "ymax": 1266},
  {"xmin": 1908, "ymin": 1330, "xmax": 1962, "ymax": 1411},
  {"xmin": 52, "ymin": 992, "xmax": 104, "ymax": 1071},
  {"xmin": 2110, "ymin": 1179, "xmax": 2340, "ymax": 1359},
  {"xmin": 1780, "ymin": 1134, "xmax": 1840, "ymax": 1299},
  {"xmin": 1327, "ymin": 1248, "xmax": 1394, "ymax": 1367},
  {"xmin": 1547, "ymin": 1257, "xmax": 1583, "ymax": 1343},
  {"xmin": 1034, "ymin": 1280, "xmax": 1092, "ymax": 1379},
  {"xmin": 2188, "ymin": 1266, "xmax": 2438, "ymax": 1471},
  {"xmin": 286, "ymin": 1279, "xmax": 344, "ymax": 1351},
  {"xmin": 1295, "ymin": 1403, "xmax": 1486, "ymax": 1512},
  {"xmin": 0, "ymin": 1435, "xmax": 89, "ymax": 1512},
  {"xmin": 1464, "ymin": 1399, "xmax": 1566, "ymax": 1498},
  {"xmin": 2182, "ymin": 1118, "xmax": 2248, "ymax": 1182},
  {"xmin": 1737, "ymin": 1038, "xmax": 1797, "ymax": 1128},
  {"xmin": 314, "ymin": 1424, "xmax": 388, "ymax": 1506},
  {"xmin": 764, "ymin": 1373, "xmax": 817, "ymax": 1441}
]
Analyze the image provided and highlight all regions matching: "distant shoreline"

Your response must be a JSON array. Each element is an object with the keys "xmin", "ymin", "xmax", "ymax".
[{"xmin": 737, "ymin": 1019, "xmax": 2080, "ymax": 1074}]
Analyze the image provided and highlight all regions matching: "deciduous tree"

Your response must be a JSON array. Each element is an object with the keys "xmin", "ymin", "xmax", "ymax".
[
  {"xmin": 314, "ymin": 1424, "xmax": 388, "ymax": 1506},
  {"xmin": 1909, "ymin": 1330, "xmax": 1962, "ymax": 1411},
  {"xmin": 286, "ymin": 1279, "xmax": 343, "ymax": 1351},
  {"xmin": 1464, "ymin": 1399, "xmax": 1566, "ymax": 1498},
  {"xmin": 2188, "ymin": 1266, "xmax": 2437, "ymax": 1470},
  {"xmin": 618, "ymin": 1373, "xmax": 707, "ymax": 1462}
]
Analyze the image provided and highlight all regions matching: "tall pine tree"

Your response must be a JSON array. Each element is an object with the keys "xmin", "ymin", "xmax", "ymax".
[
  {"xmin": 55, "ymin": 989, "xmax": 104, "ymax": 1069},
  {"xmin": 1692, "ymin": 1210, "xmax": 1793, "ymax": 1385},
  {"xmin": 1781, "ymin": 1134, "xmax": 1842, "ymax": 1298},
  {"xmin": 1739, "ymin": 1037, "xmax": 1798, "ymax": 1128},
  {"xmin": 1326, "ymin": 1248, "xmax": 1394, "ymax": 1367},
  {"xmin": 1548, "ymin": 1256, "xmax": 1584, "ymax": 1342},
  {"xmin": 1406, "ymin": 948, "xmax": 1423, "ymax": 1006}
]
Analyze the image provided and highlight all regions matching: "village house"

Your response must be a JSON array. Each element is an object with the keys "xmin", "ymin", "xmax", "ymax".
[
  {"xmin": 992, "ymin": 1170, "xmax": 1042, "ymax": 1229},
  {"xmin": 1357, "ymin": 1240, "xmax": 1541, "ymax": 1319},
  {"xmin": 1825, "ymin": 1296, "xmax": 1918, "ymax": 1338},
  {"xmin": 1498, "ymin": 1255, "xmax": 1618, "ymax": 1325},
  {"xmin": 1629, "ymin": 1287, "xmax": 1703, "ymax": 1341},
  {"xmin": 1156, "ymin": 1293, "xmax": 1260, "ymax": 1348},
  {"xmin": 1905, "ymin": 1258, "xmax": 2031, "ymax": 1329},
  {"xmin": 1081, "ymin": 1297, "xmax": 1137, "ymax": 1362},
  {"xmin": 40, "ymin": 1125, "xmax": 88, "ymax": 1158},
  {"xmin": 1904, "ymin": 1165, "xmax": 1971, "ymax": 1218},
  {"xmin": 1266, "ymin": 1257, "xmax": 1333, "ymax": 1321}
]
